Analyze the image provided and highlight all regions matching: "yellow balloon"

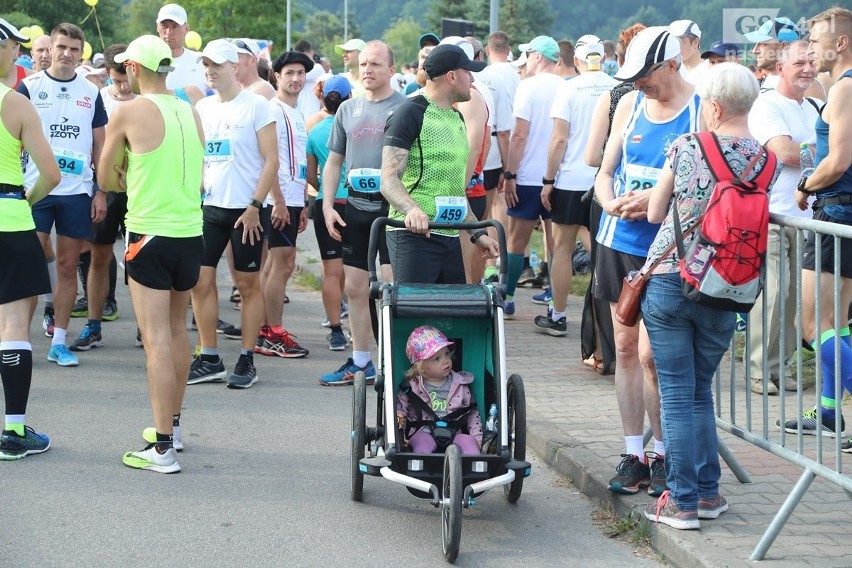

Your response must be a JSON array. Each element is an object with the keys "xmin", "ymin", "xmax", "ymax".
[
  {"xmin": 29, "ymin": 25, "xmax": 44, "ymax": 39},
  {"xmin": 19, "ymin": 27, "xmax": 32, "ymax": 49},
  {"xmin": 185, "ymin": 31, "xmax": 202, "ymax": 51},
  {"xmin": 84, "ymin": 0, "xmax": 98, "ymax": 6},
  {"xmin": 83, "ymin": 41, "xmax": 92, "ymax": 61}
]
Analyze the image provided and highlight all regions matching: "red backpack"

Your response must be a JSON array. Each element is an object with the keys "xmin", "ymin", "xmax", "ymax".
[{"xmin": 673, "ymin": 132, "xmax": 777, "ymax": 312}]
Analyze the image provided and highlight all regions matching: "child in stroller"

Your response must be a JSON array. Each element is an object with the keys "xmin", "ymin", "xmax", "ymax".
[{"xmin": 396, "ymin": 326, "xmax": 483, "ymax": 455}]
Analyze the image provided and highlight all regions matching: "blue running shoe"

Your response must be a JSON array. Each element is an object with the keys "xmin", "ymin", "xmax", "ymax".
[
  {"xmin": 0, "ymin": 426, "xmax": 50, "ymax": 460},
  {"xmin": 319, "ymin": 357, "xmax": 375, "ymax": 386},
  {"xmin": 70, "ymin": 323, "xmax": 103, "ymax": 351},
  {"xmin": 47, "ymin": 344, "xmax": 79, "ymax": 367},
  {"xmin": 532, "ymin": 287, "xmax": 552, "ymax": 305},
  {"xmin": 327, "ymin": 328, "xmax": 348, "ymax": 351},
  {"xmin": 503, "ymin": 300, "xmax": 516, "ymax": 320}
]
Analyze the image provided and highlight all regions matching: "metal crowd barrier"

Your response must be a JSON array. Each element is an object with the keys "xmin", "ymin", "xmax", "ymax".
[{"xmin": 712, "ymin": 212, "xmax": 852, "ymax": 561}]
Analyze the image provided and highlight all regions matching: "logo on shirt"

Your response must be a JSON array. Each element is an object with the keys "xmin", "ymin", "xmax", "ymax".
[
  {"xmin": 38, "ymin": 91, "xmax": 48, "ymax": 100},
  {"xmin": 76, "ymin": 96, "xmax": 92, "ymax": 109},
  {"xmin": 631, "ymin": 134, "xmax": 642, "ymax": 144},
  {"xmin": 57, "ymin": 86, "xmax": 70, "ymax": 100},
  {"xmin": 50, "ymin": 117, "xmax": 80, "ymax": 139}
]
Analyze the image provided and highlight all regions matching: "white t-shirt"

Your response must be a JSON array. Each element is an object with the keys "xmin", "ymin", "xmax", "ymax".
[
  {"xmin": 478, "ymin": 61, "xmax": 520, "ymax": 171},
  {"xmin": 748, "ymin": 89, "xmax": 820, "ymax": 218},
  {"xmin": 197, "ymin": 90, "xmax": 276, "ymax": 208},
  {"xmin": 680, "ymin": 60, "xmax": 708, "ymax": 85},
  {"xmin": 167, "ymin": 48, "xmax": 207, "ymax": 93},
  {"xmin": 99, "ymin": 85, "xmax": 135, "ymax": 118},
  {"xmin": 269, "ymin": 97, "xmax": 308, "ymax": 206},
  {"xmin": 549, "ymin": 71, "xmax": 617, "ymax": 191},
  {"xmin": 512, "ymin": 71, "xmax": 564, "ymax": 185},
  {"xmin": 297, "ymin": 65, "xmax": 324, "ymax": 117},
  {"xmin": 20, "ymin": 71, "xmax": 108, "ymax": 196}
]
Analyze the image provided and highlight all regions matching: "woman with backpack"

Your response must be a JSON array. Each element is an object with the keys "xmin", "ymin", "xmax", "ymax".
[{"xmin": 639, "ymin": 62, "xmax": 781, "ymax": 530}]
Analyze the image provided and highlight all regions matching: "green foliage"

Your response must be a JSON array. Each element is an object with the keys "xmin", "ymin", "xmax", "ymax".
[
  {"xmin": 4, "ymin": 0, "xmax": 124, "ymax": 50},
  {"xmin": 383, "ymin": 19, "xmax": 422, "ymax": 70},
  {"xmin": 0, "ymin": 12, "xmax": 42, "ymax": 32},
  {"xmin": 122, "ymin": 0, "xmax": 162, "ymax": 43},
  {"xmin": 302, "ymin": 10, "xmax": 362, "ymax": 69}
]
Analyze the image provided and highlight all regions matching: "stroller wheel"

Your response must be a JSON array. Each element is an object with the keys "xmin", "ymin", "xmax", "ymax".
[
  {"xmin": 351, "ymin": 371, "xmax": 367, "ymax": 501},
  {"xmin": 505, "ymin": 374, "xmax": 527, "ymax": 503},
  {"xmin": 441, "ymin": 444, "xmax": 463, "ymax": 563}
]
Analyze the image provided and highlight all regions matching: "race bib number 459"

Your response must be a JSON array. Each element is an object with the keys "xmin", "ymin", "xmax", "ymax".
[{"xmin": 434, "ymin": 196, "xmax": 467, "ymax": 223}]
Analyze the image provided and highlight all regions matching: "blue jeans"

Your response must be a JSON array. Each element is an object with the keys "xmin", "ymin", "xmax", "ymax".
[{"xmin": 641, "ymin": 273, "xmax": 735, "ymax": 510}]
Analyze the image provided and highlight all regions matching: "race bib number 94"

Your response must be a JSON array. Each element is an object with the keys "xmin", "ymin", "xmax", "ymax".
[{"xmin": 54, "ymin": 148, "xmax": 87, "ymax": 179}]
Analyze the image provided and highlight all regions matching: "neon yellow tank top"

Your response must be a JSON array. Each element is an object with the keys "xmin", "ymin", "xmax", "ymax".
[
  {"xmin": 125, "ymin": 94, "xmax": 203, "ymax": 237},
  {"xmin": 0, "ymin": 83, "xmax": 33, "ymax": 232}
]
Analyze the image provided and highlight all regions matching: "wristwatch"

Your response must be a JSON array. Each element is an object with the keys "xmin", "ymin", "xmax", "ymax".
[
  {"xmin": 469, "ymin": 229, "xmax": 488, "ymax": 244},
  {"xmin": 542, "ymin": 177, "xmax": 555, "ymax": 185},
  {"xmin": 797, "ymin": 176, "xmax": 810, "ymax": 193},
  {"xmin": 249, "ymin": 198, "xmax": 263, "ymax": 209},
  {"xmin": 503, "ymin": 171, "xmax": 517, "ymax": 181}
]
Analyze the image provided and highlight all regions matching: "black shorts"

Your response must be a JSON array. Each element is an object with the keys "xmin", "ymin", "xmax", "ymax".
[
  {"xmin": 551, "ymin": 189, "xmax": 588, "ymax": 227},
  {"xmin": 261, "ymin": 205, "xmax": 302, "ymax": 249},
  {"xmin": 386, "ymin": 230, "xmax": 465, "ymax": 284},
  {"xmin": 125, "ymin": 233, "xmax": 202, "ymax": 291},
  {"xmin": 342, "ymin": 201, "xmax": 390, "ymax": 271},
  {"xmin": 0, "ymin": 230, "xmax": 50, "ymax": 304},
  {"xmin": 591, "ymin": 244, "xmax": 646, "ymax": 303},
  {"xmin": 484, "ymin": 168, "xmax": 502, "ymax": 192},
  {"xmin": 201, "ymin": 205, "xmax": 263, "ymax": 272},
  {"xmin": 802, "ymin": 209, "xmax": 852, "ymax": 278},
  {"xmin": 90, "ymin": 192, "xmax": 127, "ymax": 245},
  {"xmin": 468, "ymin": 195, "xmax": 486, "ymax": 221},
  {"xmin": 313, "ymin": 200, "xmax": 345, "ymax": 260}
]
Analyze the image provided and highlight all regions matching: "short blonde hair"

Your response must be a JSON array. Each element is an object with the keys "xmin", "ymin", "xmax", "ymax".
[
  {"xmin": 807, "ymin": 7, "xmax": 852, "ymax": 38},
  {"xmin": 698, "ymin": 62, "xmax": 759, "ymax": 117}
]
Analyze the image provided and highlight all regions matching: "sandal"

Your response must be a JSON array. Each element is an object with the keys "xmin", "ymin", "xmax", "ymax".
[{"xmin": 229, "ymin": 286, "xmax": 241, "ymax": 303}]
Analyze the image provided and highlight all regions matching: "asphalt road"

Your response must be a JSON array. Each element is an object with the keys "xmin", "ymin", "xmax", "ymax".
[{"xmin": 5, "ymin": 242, "xmax": 661, "ymax": 567}]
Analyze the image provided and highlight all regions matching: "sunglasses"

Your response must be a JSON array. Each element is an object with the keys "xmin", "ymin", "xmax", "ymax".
[{"xmin": 230, "ymin": 39, "xmax": 256, "ymax": 56}]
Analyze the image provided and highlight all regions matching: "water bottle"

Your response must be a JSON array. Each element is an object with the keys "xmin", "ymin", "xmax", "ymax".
[
  {"xmin": 486, "ymin": 403, "xmax": 498, "ymax": 432},
  {"xmin": 529, "ymin": 250, "xmax": 539, "ymax": 274},
  {"xmin": 800, "ymin": 143, "xmax": 815, "ymax": 178}
]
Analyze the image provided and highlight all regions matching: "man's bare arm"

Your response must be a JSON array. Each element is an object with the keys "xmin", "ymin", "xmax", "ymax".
[{"xmin": 380, "ymin": 146, "xmax": 417, "ymax": 214}]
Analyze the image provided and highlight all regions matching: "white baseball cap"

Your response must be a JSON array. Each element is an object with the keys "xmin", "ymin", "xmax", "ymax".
[
  {"xmin": 0, "ymin": 18, "xmax": 29, "ymax": 43},
  {"xmin": 157, "ymin": 3, "xmax": 188, "ymax": 25},
  {"xmin": 334, "ymin": 39, "xmax": 366, "ymax": 54},
  {"xmin": 231, "ymin": 38, "xmax": 260, "ymax": 57},
  {"xmin": 614, "ymin": 26, "xmax": 681, "ymax": 82},
  {"xmin": 575, "ymin": 34, "xmax": 604, "ymax": 62},
  {"xmin": 439, "ymin": 36, "xmax": 475, "ymax": 60},
  {"xmin": 75, "ymin": 64, "xmax": 107, "ymax": 77},
  {"xmin": 197, "ymin": 39, "xmax": 238, "ymax": 64},
  {"xmin": 511, "ymin": 51, "xmax": 527, "ymax": 68},
  {"xmin": 668, "ymin": 19, "xmax": 701, "ymax": 39}
]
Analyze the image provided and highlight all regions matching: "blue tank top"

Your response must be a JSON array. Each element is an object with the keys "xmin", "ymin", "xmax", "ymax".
[
  {"xmin": 814, "ymin": 69, "xmax": 852, "ymax": 221},
  {"xmin": 596, "ymin": 91, "xmax": 701, "ymax": 256}
]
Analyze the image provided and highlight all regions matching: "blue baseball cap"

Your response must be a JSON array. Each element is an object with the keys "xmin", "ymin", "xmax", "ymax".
[
  {"xmin": 744, "ymin": 17, "xmax": 800, "ymax": 43},
  {"xmin": 323, "ymin": 75, "xmax": 352, "ymax": 98},
  {"xmin": 701, "ymin": 41, "xmax": 742, "ymax": 60}
]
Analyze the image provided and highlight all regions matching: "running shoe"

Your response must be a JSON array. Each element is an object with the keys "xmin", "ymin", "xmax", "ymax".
[
  {"xmin": 227, "ymin": 355, "xmax": 258, "ymax": 389},
  {"xmin": 319, "ymin": 358, "xmax": 375, "ymax": 386},
  {"xmin": 70, "ymin": 296, "xmax": 88, "ymax": 318},
  {"xmin": 222, "ymin": 324, "xmax": 242, "ymax": 339},
  {"xmin": 736, "ymin": 313, "xmax": 747, "ymax": 332},
  {"xmin": 142, "ymin": 427, "xmax": 183, "ymax": 452},
  {"xmin": 697, "ymin": 494, "xmax": 728, "ymax": 519},
  {"xmin": 122, "ymin": 444, "xmax": 180, "ymax": 474},
  {"xmin": 190, "ymin": 317, "xmax": 232, "ymax": 332},
  {"xmin": 644, "ymin": 490, "xmax": 700, "ymax": 530},
  {"xmin": 264, "ymin": 330, "xmax": 309, "ymax": 358},
  {"xmin": 135, "ymin": 327, "xmax": 144, "ymax": 348},
  {"xmin": 0, "ymin": 426, "xmax": 50, "ymax": 460},
  {"xmin": 533, "ymin": 314, "xmax": 567, "ymax": 336},
  {"xmin": 517, "ymin": 266, "xmax": 536, "ymax": 287},
  {"xmin": 777, "ymin": 407, "xmax": 845, "ymax": 437},
  {"xmin": 608, "ymin": 454, "xmax": 650, "ymax": 494},
  {"xmin": 47, "ymin": 344, "xmax": 79, "ymax": 367},
  {"xmin": 531, "ymin": 287, "xmax": 552, "ymax": 305},
  {"xmin": 327, "ymin": 328, "xmax": 348, "ymax": 351},
  {"xmin": 43, "ymin": 306, "xmax": 55, "ymax": 338},
  {"xmin": 255, "ymin": 325, "xmax": 272, "ymax": 354},
  {"xmin": 70, "ymin": 324, "xmax": 103, "ymax": 351},
  {"xmin": 102, "ymin": 299, "xmax": 120, "ymax": 321},
  {"xmin": 186, "ymin": 355, "xmax": 227, "ymax": 384},
  {"xmin": 321, "ymin": 303, "xmax": 350, "ymax": 328},
  {"xmin": 646, "ymin": 452, "xmax": 667, "ymax": 497},
  {"xmin": 503, "ymin": 300, "xmax": 516, "ymax": 320}
]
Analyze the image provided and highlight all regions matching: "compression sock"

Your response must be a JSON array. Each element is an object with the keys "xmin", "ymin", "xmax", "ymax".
[
  {"xmin": 506, "ymin": 253, "xmax": 526, "ymax": 297},
  {"xmin": 108, "ymin": 253, "xmax": 117, "ymax": 303},
  {"xmin": 155, "ymin": 431, "xmax": 173, "ymax": 452},
  {"xmin": 1, "ymin": 341, "xmax": 33, "ymax": 435}
]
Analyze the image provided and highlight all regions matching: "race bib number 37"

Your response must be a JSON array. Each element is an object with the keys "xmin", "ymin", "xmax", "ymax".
[
  {"xmin": 205, "ymin": 139, "xmax": 233, "ymax": 162},
  {"xmin": 54, "ymin": 148, "xmax": 87, "ymax": 179}
]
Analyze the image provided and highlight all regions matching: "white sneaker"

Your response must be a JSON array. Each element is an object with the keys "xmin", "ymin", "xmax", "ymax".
[
  {"xmin": 142, "ymin": 427, "xmax": 183, "ymax": 452},
  {"xmin": 123, "ymin": 445, "xmax": 180, "ymax": 473},
  {"xmin": 751, "ymin": 378, "xmax": 779, "ymax": 395}
]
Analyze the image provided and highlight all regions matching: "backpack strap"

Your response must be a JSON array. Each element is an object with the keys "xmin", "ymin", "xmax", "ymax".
[{"xmin": 693, "ymin": 131, "xmax": 736, "ymax": 182}]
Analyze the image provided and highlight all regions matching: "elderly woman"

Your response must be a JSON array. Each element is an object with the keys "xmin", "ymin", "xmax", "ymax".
[{"xmin": 641, "ymin": 63, "xmax": 781, "ymax": 529}]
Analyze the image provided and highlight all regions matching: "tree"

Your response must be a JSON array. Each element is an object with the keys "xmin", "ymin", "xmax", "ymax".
[
  {"xmin": 4, "ymin": 0, "xmax": 124, "ymax": 50},
  {"xmin": 123, "ymin": 0, "xmax": 163, "ymax": 43},
  {"xmin": 499, "ymin": 0, "xmax": 554, "ymax": 47},
  {"xmin": 383, "ymin": 19, "xmax": 422, "ymax": 69},
  {"xmin": 302, "ymin": 10, "xmax": 362, "ymax": 68}
]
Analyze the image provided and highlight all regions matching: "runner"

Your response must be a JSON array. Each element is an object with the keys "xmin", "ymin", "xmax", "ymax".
[
  {"xmin": 155, "ymin": 3, "xmax": 207, "ymax": 96},
  {"xmin": 0, "ymin": 19, "xmax": 61, "ymax": 460},
  {"xmin": 98, "ymin": 35, "xmax": 205, "ymax": 472},
  {"xmin": 336, "ymin": 38, "xmax": 366, "ymax": 95},
  {"xmin": 232, "ymin": 38, "xmax": 276, "ymax": 100},
  {"xmin": 294, "ymin": 39, "xmax": 326, "ymax": 116},
  {"xmin": 30, "ymin": 35, "xmax": 51, "ymax": 72},
  {"xmin": 17, "ymin": 23, "xmax": 108, "ymax": 368},
  {"xmin": 319, "ymin": 41, "xmax": 405, "ymax": 386},
  {"xmin": 257, "ymin": 50, "xmax": 313, "ymax": 359},
  {"xmin": 189, "ymin": 39, "xmax": 278, "ymax": 389},
  {"xmin": 667, "ymin": 20, "xmax": 706, "ymax": 84}
]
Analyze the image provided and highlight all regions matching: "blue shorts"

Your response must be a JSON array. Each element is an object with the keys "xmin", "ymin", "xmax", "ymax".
[
  {"xmin": 32, "ymin": 193, "xmax": 92, "ymax": 239},
  {"xmin": 507, "ymin": 184, "xmax": 552, "ymax": 221}
]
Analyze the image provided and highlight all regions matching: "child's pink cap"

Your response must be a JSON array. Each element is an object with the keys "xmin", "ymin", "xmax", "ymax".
[{"xmin": 405, "ymin": 325, "xmax": 454, "ymax": 364}]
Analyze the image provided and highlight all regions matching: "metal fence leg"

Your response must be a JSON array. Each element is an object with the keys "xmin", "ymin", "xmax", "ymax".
[
  {"xmin": 750, "ymin": 469, "xmax": 815, "ymax": 561},
  {"xmin": 717, "ymin": 434, "xmax": 751, "ymax": 483},
  {"xmin": 643, "ymin": 426, "xmax": 653, "ymax": 447}
]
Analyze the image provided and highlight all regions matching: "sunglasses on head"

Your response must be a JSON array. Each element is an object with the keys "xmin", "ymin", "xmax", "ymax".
[{"xmin": 230, "ymin": 39, "xmax": 255, "ymax": 55}]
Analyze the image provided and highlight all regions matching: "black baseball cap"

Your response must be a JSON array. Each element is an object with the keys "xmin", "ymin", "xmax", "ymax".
[
  {"xmin": 272, "ymin": 50, "xmax": 315, "ymax": 73},
  {"xmin": 424, "ymin": 44, "xmax": 486, "ymax": 79}
]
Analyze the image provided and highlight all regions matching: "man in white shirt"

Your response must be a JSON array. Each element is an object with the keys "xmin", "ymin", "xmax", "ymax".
[
  {"xmin": 668, "ymin": 19, "xmax": 706, "ymax": 84},
  {"xmin": 155, "ymin": 3, "xmax": 207, "ymax": 94},
  {"xmin": 231, "ymin": 37, "xmax": 275, "ymax": 100},
  {"xmin": 537, "ymin": 35, "xmax": 616, "ymax": 336},
  {"xmin": 294, "ymin": 39, "xmax": 325, "ymax": 115},
  {"xmin": 336, "ymin": 38, "xmax": 366, "ymax": 95},
  {"xmin": 747, "ymin": 39, "xmax": 820, "ymax": 395}
]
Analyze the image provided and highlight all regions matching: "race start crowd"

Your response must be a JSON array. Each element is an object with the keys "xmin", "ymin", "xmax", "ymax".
[{"xmin": 1, "ymin": 3, "xmax": 851, "ymax": 533}]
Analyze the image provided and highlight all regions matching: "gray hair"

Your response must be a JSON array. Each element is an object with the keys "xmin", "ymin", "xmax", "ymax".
[
  {"xmin": 697, "ymin": 62, "xmax": 759, "ymax": 116},
  {"xmin": 777, "ymin": 39, "xmax": 809, "ymax": 65}
]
